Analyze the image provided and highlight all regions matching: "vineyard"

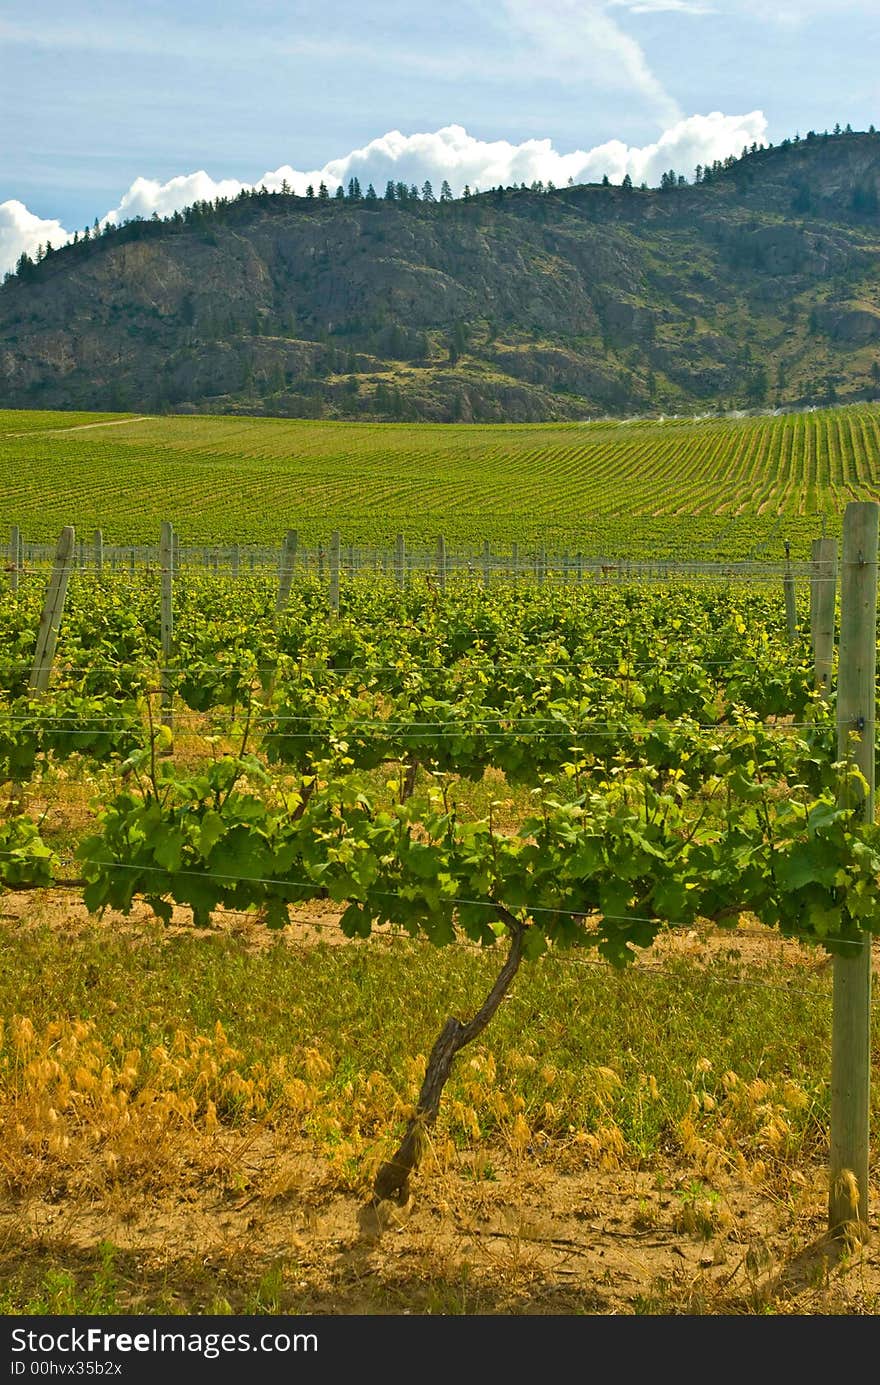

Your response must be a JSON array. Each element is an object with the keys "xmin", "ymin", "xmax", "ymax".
[
  {"xmin": 4, "ymin": 403, "xmax": 880, "ymax": 559},
  {"xmin": 2, "ymin": 517, "xmax": 880, "ymax": 1313}
]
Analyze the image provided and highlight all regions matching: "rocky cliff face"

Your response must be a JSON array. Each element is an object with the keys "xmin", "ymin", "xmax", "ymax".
[{"xmin": 2, "ymin": 131, "xmax": 879, "ymax": 421}]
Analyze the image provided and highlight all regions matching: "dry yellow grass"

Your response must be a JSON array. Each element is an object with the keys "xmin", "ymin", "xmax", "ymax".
[{"xmin": 1, "ymin": 899, "xmax": 879, "ymax": 1314}]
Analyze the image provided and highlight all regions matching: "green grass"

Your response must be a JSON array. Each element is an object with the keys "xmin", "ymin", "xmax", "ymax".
[
  {"xmin": 0, "ymin": 1242, "xmax": 124, "ymax": 1314},
  {"xmin": 2, "ymin": 404, "xmax": 880, "ymax": 558}
]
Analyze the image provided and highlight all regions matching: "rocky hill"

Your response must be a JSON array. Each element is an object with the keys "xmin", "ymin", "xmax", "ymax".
[{"xmin": 2, "ymin": 129, "xmax": 880, "ymax": 422}]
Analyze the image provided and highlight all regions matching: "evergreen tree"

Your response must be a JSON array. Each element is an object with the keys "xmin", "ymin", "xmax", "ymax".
[
  {"xmin": 422, "ymin": 179, "xmax": 435, "ymax": 202},
  {"xmin": 384, "ymin": 180, "xmax": 396, "ymax": 200},
  {"xmin": 440, "ymin": 180, "xmax": 453, "ymax": 202},
  {"xmin": 447, "ymin": 321, "xmax": 468, "ymax": 365},
  {"xmin": 746, "ymin": 363, "xmax": 768, "ymax": 404},
  {"xmin": 306, "ymin": 184, "xmax": 315, "ymax": 198},
  {"xmin": 792, "ymin": 181, "xmax": 812, "ymax": 213},
  {"xmin": 347, "ymin": 176, "xmax": 362, "ymax": 200},
  {"xmin": 365, "ymin": 182, "xmax": 378, "ymax": 200},
  {"xmin": 318, "ymin": 181, "xmax": 329, "ymax": 200},
  {"xmin": 852, "ymin": 183, "xmax": 879, "ymax": 214}
]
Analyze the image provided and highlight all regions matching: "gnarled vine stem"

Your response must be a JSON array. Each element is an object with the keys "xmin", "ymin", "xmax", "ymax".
[{"xmin": 371, "ymin": 905, "xmax": 526, "ymax": 1206}]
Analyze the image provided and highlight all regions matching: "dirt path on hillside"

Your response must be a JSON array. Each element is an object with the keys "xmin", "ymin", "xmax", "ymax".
[{"xmin": 2, "ymin": 416, "xmax": 150, "ymax": 438}]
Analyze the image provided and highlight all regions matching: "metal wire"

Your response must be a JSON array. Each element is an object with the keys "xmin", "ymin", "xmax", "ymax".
[{"xmin": 1, "ymin": 849, "xmax": 872, "ymax": 957}]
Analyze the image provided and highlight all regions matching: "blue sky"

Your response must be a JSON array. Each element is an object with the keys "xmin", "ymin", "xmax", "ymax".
[{"xmin": 1, "ymin": 0, "xmax": 878, "ymax": 272}]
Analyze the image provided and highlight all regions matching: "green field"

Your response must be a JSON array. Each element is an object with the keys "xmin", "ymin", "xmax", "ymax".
[{"xmin": 3, "ymin": 403, "xmax": 880, "ymax": 559}]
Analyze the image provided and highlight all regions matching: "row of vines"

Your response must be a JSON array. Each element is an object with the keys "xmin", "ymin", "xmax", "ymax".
[
  {"xmin": 4, "ymin": 404, "xmax": 880, "ymax": 557},
  {"xmin": 1, "ymin": 557, "xmax": 878, "ymax": 1206}
]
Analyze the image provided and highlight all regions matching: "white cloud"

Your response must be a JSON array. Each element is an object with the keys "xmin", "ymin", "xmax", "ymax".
[
  {"xmin": 501, "ymin": 0, "xmax": 683, "ymax": 124},
  {"xmin": 0, "ymin": 111, "xmax": 768, "ymax": 277},
  {"xmin": 0, "ymin": 200, "xmax": 73, "ymax": 275},
  {"xmin": 110, "ymin": 172, "xmax": 259, "ymax": 222},
  {"xmin": 612, "ymin": 1, "xmax": 712, "ymax": 12},
  {"xmin": 735, "ymin": 0, "xmax": 869, "ymax": 22},
  {"xmin": 317, "ymin": 111, "xmax": 768, "ymax": 194}
]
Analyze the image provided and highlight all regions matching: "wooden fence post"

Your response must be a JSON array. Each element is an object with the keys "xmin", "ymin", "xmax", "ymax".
[
  {"xmin": 93, "ymin": 528, "xmax": 103, "ymax": 575},
  {"xmin": 395, "ymin": 534, "xmax": 405, "ymax": 590},
  {"xmin": 810, "ymin": 539, "xmax": 819, "ymax": 655},
  {"xmin": 437, "ymin": 535, "xmax": 446, "ymax": 593},
  {"xmin": 29, "ymin": 526, "xmax": 75, "ymax": 692},
  {"xmin": 9, "ymin": 525, "xmax": 20, "ymax": 595},
  {"xmin": 811, "ymin": 537, "xmax": 838, "ymax": 699},
  {"xmin": 329, "ymin": 531, "xmax": 341, "ymax": 614},
  {"xmin": 160, "ymin": 521, "xmax": 175, "ymax": 728},
  {"xmin": 511, "ymin": 541, "xmax": 519, "ymax": 586},
  {"xmin": 482, "ymin": 540, "xmax": 491, "ymax": 588},
  {"xmin": 783, "ymin": 540, "xmax": 797, "ymax": 640},
  {"xmin": 829, "ymin": 500, "xmax": 878, "ymax": 1236},
  {"xmin": 276, "ymin": 530, "xmax": 298, "ymax": 613}
]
